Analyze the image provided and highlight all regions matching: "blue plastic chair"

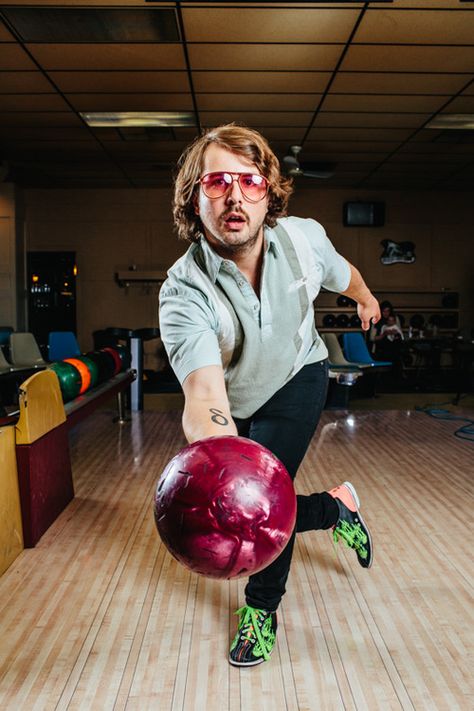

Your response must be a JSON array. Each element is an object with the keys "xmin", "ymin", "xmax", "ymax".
[
  {"xmin": 343, "ymin": 332, "xmax": 392, "ymax": 367},
  {"xmin": 0, "ymin": 326, "xmax": 13, "ymax": 347},
  {"xmin": 48, "ymin": 331, "xmax": 81, "ymax": 361}
]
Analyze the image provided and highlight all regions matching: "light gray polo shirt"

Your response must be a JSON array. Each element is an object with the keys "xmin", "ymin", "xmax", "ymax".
[{"xmin": 159, "ymin": 216, "xmax": 351, "ymax": 418}]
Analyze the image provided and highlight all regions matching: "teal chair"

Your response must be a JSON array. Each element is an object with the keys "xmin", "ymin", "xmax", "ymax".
[{"xmin": 343, "ymin": 332, "xmax": 392, "ymax": 367}]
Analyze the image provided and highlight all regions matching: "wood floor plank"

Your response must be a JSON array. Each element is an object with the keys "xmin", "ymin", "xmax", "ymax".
[{"xmin": 0, "ymin": 408, "xmax": 472, "ymax": 710}]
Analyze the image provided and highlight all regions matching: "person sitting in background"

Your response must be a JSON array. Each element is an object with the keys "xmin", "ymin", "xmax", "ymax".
[
  {"xmin": 380, "ymin": 314, "xmax": 404, "ymax": 343},
  {"xmin": 371, "ymin": 301, "xmax": 404, "ymax": 373}
]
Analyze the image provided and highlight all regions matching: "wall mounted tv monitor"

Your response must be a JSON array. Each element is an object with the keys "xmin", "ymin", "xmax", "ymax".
[{"xmin": 343, "ymin": 202, "xmax": 385, "ymax": 227}]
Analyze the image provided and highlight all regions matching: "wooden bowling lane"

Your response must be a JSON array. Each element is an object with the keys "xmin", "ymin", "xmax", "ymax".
[{"xmin": 0, "ymin": 407, "xmax": 472, "ymax": 710}]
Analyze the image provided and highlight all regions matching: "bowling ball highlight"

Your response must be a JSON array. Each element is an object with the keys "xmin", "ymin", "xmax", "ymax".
[{"xmin": 154, "ymin": 436, "xmax": 296, "ymax": 580}]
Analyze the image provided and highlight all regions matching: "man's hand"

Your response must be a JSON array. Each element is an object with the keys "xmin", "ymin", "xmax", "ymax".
[{"xmin": 357, "ymin": 295, "xmax": 381, "ymax": 331}]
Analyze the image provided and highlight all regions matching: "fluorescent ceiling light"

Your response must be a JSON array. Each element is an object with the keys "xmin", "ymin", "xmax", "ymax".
[
  {"xmin": 426, "ymin": 114, "xmax": 474, "ymax": 130},
  {"xmin": 80, "ymin": 112, "xmax": 195, "ymax": 127}
]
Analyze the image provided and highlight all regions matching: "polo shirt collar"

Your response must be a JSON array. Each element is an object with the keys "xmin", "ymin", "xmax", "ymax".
[{"xmin": 198, "ymin": 225, "xmax": 281, "ymax": 283}]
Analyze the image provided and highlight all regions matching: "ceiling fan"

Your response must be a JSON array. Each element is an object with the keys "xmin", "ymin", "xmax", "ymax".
[{"xmin": 282, "ymin": 145, "xmax": 335, "ymax": 179}]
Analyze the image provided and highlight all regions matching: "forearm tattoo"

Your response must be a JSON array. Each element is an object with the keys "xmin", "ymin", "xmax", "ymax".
[{"xmin": 209, "ymin": 408, "xmax": 229, "ymax": 426}]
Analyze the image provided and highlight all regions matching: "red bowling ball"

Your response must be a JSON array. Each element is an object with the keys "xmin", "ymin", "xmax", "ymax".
[{"xmin": 154, "ymin": 436, "xmax": 296, "ymax": 579}]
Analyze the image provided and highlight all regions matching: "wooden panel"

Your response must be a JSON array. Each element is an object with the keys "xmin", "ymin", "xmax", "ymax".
[
  {"xmin": 67, "ymin": 93, "xmax": 194, "ymax": 112},
  {"xmin": 188, "ymin": 44, "xmax": 342, "ymax": 71},
  {"xmin": 0, "ymin": 426, "xmax": 23, "ymax": 576},
  {"xmin": 314, "ymin": 112, "xmax": 430, "ymax": 128},
  {"xmin": 355, "ymin": 9, "xmax": 474, "ymax": 44},
  {"xmin": 331, "ymin": 72, "xmax": 471, "ymax": 95},
  {"xmin": 49, "ymin": 70, "xmax": 190, "ymax": 93},
  {"xmin": 26, "ymin": 43, "xmax": 186, "ymax": 70},
  {"xmin": 0, "ymin": 44, "xmax": 36, "ymax": 70},
  {"xmin": 193, "ymin": 71, "xmax": 332, "ymax": 93},
  {"xmin": 0, "ymin": 111, "xmax": 82, "ymax": 127},
  {"xmin": 200, "ymin": 110, "xmax": 314, "ymax": 127},
  {"xmin": 183, "ymin": 7, "xmax": 359, "ymax": 42},
  {"xmin": 15, "ymin": 370, "xmax": 65, "ymax": 445},
  {"xmin": 196, "ymin": 93, "xmax": 322, "ymax": 112},
  {"xmin": 0, "ymin": 94, "xmax": 69, "ymax": 111},
  {"xmin": 306, "ymin": 127, "xmax": 414, "ymax": 141},
  {"xmin": 341, "ymin": 46, "xmax": 474, "ymax": 73},
  {"xmin": 323, "ymin": 94, "xmax": 447, "ymax": 113},
  {"xmin": 0, "ymin": 71, "xmax": 53, "ymax": 93}
]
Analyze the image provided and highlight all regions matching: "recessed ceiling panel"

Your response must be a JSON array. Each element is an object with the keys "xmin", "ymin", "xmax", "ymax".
[
  {"xmin": 196, "ymin": 94, "xmax": 322, "ymax": 111},
  {"xmin": 314, "ymin": 112, "xmax": 430, "ymax": 128},
  {"xmin": 27, "ymin": 44, "xmax": 186, "ymax": 71},
  {"xmin": 200, "ymin": 111, "xmax": 314, "ymax": 127},
  {"xmin": 322, "ymin": 94, "xmax": 447, "ymax": 113},
  {"xmin": 192, "ymin": 71, "xmax": 332, "ymax": 93},
  {"xmin": 307, "ymin": 126, "xmax": 414, "ymax": 141},
  {"xmin": 182, "ymin": 7, "xmax": 359, "ymax": 42},
  {"xmin": 0, "ymin": 111, "xmax": 82, "ymax": 127},
  {"xmin": 331, "ymin": 72, "xmax": 472, "ymax": 94},
  {"xmin": 355, "ymin": 9, "xmax": 474, "ymax": 44},
  {"xmin": 188, "ymin": 44, "xmax": 342, "ymax": 71},
  {"xmin": 1, "ymin": 8, "xmax": 179, "ymax": 43},
  {"xmin": 304, "ymin": 140, "xmax": 403, "ymax": 153},
  {"xmin": 341, "ymin": 46, "xmax": 474, "ymax": 72},
  {"xmin": 0, "ymin": 21, "xmax": 15, "ymax": 41},
  {"xmin": 0, "ymin": 71, "xmax": 54, "ymax": 93},
  {"xmin": 0, "ymin": 94, "xmax": 70, "ymax": 111},
  {"xmin": 0, "ymin": 44, "xmax": 37, "ymax": 70},
  {"xmin": 48, "ymin": 71, "xmax": 190, "ymax": 94},
  {"xmin": 67, "ymin": 94, "xmax": 194, "ymax": 112},
  {"xmin": 443, "ymin": 96, "xmax": 474, "ymax": 113}
]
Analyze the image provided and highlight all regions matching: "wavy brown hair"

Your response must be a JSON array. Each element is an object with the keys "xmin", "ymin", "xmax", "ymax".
[{"xmin": 173, "ymin": 123, "xmax": 294, "ymax": 243}]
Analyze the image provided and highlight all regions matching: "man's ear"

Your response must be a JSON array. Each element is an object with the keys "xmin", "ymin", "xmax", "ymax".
[{"xmin": 193, "ymin": 192, "xmax": 199, "ymax": 215}]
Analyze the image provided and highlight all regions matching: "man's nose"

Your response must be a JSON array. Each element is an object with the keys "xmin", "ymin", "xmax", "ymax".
[{"xmin": 225, "ymin": 178, "xmax": 242, "ymax": 203}]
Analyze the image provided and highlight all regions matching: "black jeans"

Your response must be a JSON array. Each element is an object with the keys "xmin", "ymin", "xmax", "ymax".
[{"xmin": 233, "ymin": 360, "xmax": 339, "ymax": 612}]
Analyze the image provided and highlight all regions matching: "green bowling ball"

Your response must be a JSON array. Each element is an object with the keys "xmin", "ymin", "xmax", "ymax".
[
  {"xmin": 76, "ymin": 355, "xmax": 99, "ymax": 388},
  {"xmin": 49, "ymin": 361, "xmax": 82, "ymax": 402}
]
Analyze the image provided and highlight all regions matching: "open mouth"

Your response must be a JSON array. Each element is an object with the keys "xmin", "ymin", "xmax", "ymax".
[{"xmin": 223, "ymin": 213, "xmax": 246, "ymax": 228}]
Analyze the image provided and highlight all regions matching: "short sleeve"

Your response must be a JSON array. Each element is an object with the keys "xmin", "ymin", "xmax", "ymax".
[
  {"xmin": 290, "ymin": 217, "xmax": 351, "ymax": 293},
  {"xmin": 159, "ymin": 283, "xmax": 223, "ymax": 384}
]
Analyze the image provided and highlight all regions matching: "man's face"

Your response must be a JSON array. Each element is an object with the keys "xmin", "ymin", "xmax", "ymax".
[{"xmin": 194, "ymin": 144, "xmax": 269, "ymax": 255}]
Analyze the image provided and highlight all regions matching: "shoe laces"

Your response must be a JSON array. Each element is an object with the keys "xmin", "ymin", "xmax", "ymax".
[
  {"xmin": 333, "ymin": 519, "xmax": 368, "ymax": 561},
  {"xmin": 234, "ymin": 606, "xmax": 273, "ymax": 661}
]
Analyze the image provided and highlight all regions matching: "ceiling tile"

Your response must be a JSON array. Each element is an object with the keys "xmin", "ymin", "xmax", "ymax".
[
  {"xmin": 0, "ymin": 127, "xmax": 91, "ymax": 140},
  {"xmin": 0, "ymin": 21, "xmax": 15, "ymax": 41},
  {"xmin": 26, "ymin": 44, "xmax": 186, "ymax": 71},
  {"xmin": 0, "ymin": 71, "xmax": 54, "ymax": 93},
  {"xmin": 331, "ymin": 72, "xmax": 473, "ymax": 94},
  {"xmin": 47, "ymin": 70, "xmax": 190, "ymax": 94},
  {"xmin": 182, "ymin": 7, "xmax": 359, "ymax": 42},
  {"xmin": 304, "ymin": 140, "xmax": 403, "ymax": 153},
  {"xmin": 307, "ymin": 127, "xmax": 414, "ymax": 141},
  {"xmin": 67, "ymin": 93, "xmax": 194, "ymax": 112},
  {"xmin": 200, "ymin": 111, "xmax": 313, "ymax": 127},
  {"xmin": 355, "ymin": 9, "xmax": 474, "ymax": 44},
  {"xmin": 188, "ymin": 44, "xmax": 342, "ymax": 71},
  {"xmin": 322, "ymin": 94, "xmax": 448, "ymax": 113},
  {"xmin": 341, "ymin": 46, "xmax": 474, "ymax": 73},
  {"xmin": 442, "ymin": 96, "xmax": 474, "ymax": 113},
  {"xmin": 196, "ymin": 94, "xmax": 322, "ymax": 111},
  {"xmin": 0, "ymin": 111, "xmax": 82, "ymax": 127},
  {"xmin": 314, "ymin": 112, "xmax": 430, "ymax": 128},
  {"xmin": 192, "ymin": 71, "xmax": 332, "ymax": 93},
  {"xmin": 0, "ymin": 43, "xmax": 37, "ymax": 70},
  {"xmin": 0, "ymin": 94, "xmax": 70, "ymax": 111}
]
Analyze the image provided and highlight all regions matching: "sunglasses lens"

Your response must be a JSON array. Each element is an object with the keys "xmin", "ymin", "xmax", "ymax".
[
  {"xmin": 201, "ymin": 172, "xmax": 231, "ymax": 198},
  {"xmin": 238, "ymin": 174, "xmax": 268, "ymax": 200},
  {"xmin": 200, "ymin": 172, "xmax": 268, "ymax": 200}
]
